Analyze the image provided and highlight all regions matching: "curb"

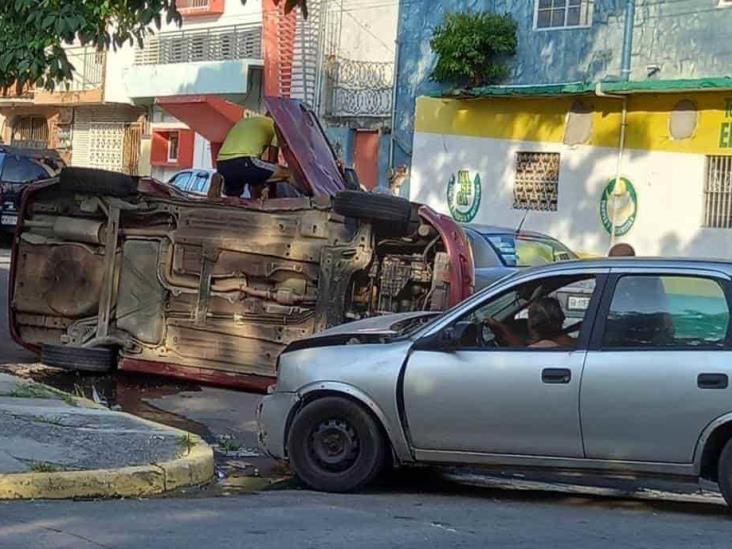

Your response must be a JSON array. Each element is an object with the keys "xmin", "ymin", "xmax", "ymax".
[{"xmin": 0, "ymin": 419, "xmax": 214, "ymax": 500}]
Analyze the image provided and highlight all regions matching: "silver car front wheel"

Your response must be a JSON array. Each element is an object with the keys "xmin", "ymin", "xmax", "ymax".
[{"xmin": 287, "ymin": 396, "xmax": 386, "ymax": 492}]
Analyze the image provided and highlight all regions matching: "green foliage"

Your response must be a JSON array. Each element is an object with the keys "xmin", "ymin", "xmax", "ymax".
[
  {"xmin": 0, "ymin": 0, "xmax": 181, "ymax": 91},
  {"xmin": 430, "ymin": 11, "xmax": 518, "ymax": 88}
]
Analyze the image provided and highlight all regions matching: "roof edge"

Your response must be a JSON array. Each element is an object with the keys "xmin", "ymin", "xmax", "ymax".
[{"xmin": 430, "ymin": 77, "xmax": 732, "ymax": 99}]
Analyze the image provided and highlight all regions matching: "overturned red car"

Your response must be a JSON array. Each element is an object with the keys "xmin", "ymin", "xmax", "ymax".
[{"xmin": 9, "ymin": 97, "xmax": 473, "ymax": 391}]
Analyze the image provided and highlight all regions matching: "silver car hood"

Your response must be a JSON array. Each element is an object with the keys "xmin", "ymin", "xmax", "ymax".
[
  {"xmin": 315, "ymin": 311, "xmax": 438, "ymax": 337},
  {"xmin": 284, "ymin": 311, "xmax": 438, "ymax": 353}
]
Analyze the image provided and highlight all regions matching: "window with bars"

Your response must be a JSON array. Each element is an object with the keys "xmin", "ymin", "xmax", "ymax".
[
  {"xmin": 514, "ymin": 152, "xmax": 560, "ymax": 211},
  {"xmin": 703, "ymin": 156, "xmax": 732, "ymax": 228},
  {"xmin": 534, "ymin": 0, "xmax": 593, "ymax": 30}
]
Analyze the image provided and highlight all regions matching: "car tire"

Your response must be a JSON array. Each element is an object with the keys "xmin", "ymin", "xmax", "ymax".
[
  {"xmin": 718, "ymin": 439, "xmax": 732, "ymax": 508},
  {"xmin": 333, "ymin": 190, "xmax": 412, "ymax": 226},
  {"xmin": 287, "ymin": 396, "xmax": 387, "ymax": 493},
  {"xmin": 59, "ymin": 167, "xmax": 138, "ymax": 197},
  {"xmin": 41, "ymin": 344, "xmax": 117, "ymax": 374}
]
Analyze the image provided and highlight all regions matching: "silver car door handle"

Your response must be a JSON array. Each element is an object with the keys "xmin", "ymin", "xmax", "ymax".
[{"xmin": 542, "ymin": 368, "xmax": 571, "ymax": 384}]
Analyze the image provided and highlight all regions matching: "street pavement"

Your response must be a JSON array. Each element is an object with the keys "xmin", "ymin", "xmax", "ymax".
[
  {"xmin": 2, "ymin": 244, "xmax": 732, "ymax": 547},
  {"xmin": 1, "ymin": 487, "xmax": 732, "ymax": 549}
]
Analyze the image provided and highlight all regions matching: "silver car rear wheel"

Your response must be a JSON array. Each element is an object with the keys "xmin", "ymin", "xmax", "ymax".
[{"xmin": 287, "ymin": 396, "xmax": 386, "ymax": 492}]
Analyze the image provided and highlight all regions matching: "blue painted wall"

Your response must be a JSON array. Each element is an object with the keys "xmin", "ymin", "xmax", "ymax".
[{"xmin": 393, "ymin": 0, "xmax": 732, "ymax": 189}]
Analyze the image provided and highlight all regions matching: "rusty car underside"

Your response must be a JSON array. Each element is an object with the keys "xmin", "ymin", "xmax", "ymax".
[{"xmin": 10, "ymin": 175, "xmax": 468, "ymax": 388}]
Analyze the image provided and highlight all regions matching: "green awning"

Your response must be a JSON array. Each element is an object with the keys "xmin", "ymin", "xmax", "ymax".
[{"xmin": 436, "ymin": 77, "xmax": 732, "ymax": 99}]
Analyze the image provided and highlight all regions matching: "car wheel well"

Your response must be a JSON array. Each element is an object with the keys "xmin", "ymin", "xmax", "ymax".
[
  {"xmin": 700, "ymin": 422, "xmax": 732, "ymax": 482},
  {"xmin": 285, "ymin": 390, "xmax": 393, "ymax": 464}
]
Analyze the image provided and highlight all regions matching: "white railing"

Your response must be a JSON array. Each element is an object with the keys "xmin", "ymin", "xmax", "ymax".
[
  {"xmin": 62, "ymin": 47, "xmax": 105, "ymax": 91},
  {"xmin": 134, "ymin": 24, "xmax": 263, "ymax": 65}
]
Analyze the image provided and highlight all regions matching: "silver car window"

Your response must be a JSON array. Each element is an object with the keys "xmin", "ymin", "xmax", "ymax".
[{"xmin": 603, "ymin": 275, "xmax": 730, "ymax": 349}]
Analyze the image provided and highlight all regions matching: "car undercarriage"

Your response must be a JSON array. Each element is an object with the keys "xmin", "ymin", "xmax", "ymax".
[{"xmin": 10, "ymin": 173, "xmax": 472, "ymax": 389}]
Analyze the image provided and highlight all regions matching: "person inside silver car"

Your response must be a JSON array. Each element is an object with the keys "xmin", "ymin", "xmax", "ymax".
[{"xmin": 487, "ymin": 297, "xmax": 577, "ymax": 349}]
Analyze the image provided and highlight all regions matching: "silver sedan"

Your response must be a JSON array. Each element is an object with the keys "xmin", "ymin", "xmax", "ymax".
[{"xmin": 258, "ymin": 258, "xmax": 732, "ymax": 505}]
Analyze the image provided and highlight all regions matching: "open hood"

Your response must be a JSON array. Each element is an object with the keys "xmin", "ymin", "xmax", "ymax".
[{"xmin": 264, "ymin": 96, "xmax": 347, "ymax": 197}]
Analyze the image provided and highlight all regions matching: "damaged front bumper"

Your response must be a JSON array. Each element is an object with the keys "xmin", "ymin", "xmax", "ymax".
[{"xmin": 256, "ymin": 390, "xmax": 301, "ymax": 460}]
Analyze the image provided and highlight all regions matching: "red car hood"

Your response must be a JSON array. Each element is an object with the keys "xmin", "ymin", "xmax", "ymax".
[{"xmin": 264, "ymin": 96, "xmax": 347, "ymax": 197}]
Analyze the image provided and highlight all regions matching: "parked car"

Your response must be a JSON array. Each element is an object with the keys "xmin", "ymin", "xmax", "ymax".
[
  {"xmin": 258, "ymin": 257, "xmax": 732, "ymax": 507},
  {"xmin": 463, "ymin": 224, "xmax": 577, "ymax": 289},
  {"xmin": 0, "ymin": 146, "xmax": 63, "ymax": 231},
  {"xmin": 9, "ymin": 97, "xmax": 474, "ymax": 391},
  {"xmin": 168, "ymin": 169, "xmax": 217, "ymax": 197}
]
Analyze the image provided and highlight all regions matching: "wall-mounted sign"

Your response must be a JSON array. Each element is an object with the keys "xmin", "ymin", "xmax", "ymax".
[
  {"xmin": 600, "ymin": 177, "xmax": 637, "ymax": 236},
  {"xmin": 447, "ymin": 170, "xmax": 482, "ymax": 223}
]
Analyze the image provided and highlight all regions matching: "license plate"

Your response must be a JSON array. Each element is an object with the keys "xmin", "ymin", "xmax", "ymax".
[
  {"xmin": 568, "ymin": 295, "xmax": 591, "ymax": 311},
  {"xmin": 1, "ymin": 215, "xmax": 17, "ymax": 226}
]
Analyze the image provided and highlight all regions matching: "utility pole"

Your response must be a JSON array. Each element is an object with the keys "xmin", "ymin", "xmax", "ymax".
[{"xmin": 620, "ymin": 0, "xmax": 636, "ymax": 81}]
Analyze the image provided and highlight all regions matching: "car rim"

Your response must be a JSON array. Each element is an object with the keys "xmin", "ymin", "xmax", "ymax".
[{"xmin": 308, "ymin": 418, "xmax": 359, "ymax": 472}]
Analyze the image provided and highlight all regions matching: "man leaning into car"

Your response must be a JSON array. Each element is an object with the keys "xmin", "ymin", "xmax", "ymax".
[{"xmin": 217, "ymin": 115, "xmax": 279, "ymax": 198}]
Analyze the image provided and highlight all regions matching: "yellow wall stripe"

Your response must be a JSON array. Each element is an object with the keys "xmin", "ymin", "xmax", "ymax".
[{"xmin": 415, "ymin": 92, "xmax": 732, "ymax": 155}]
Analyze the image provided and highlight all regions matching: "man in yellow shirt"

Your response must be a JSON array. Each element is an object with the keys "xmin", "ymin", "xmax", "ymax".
[{"xmin": 216, "ymin": 115, "xmax": 279, "ymax": 197}]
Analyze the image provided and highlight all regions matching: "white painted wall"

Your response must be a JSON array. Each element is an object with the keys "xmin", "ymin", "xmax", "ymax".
[
  {"xmin": 334, "ymin": 0, "xmax": 397, "ymax": 63},
  {"xmin": 124, "ymin": 59, "xmax": 261, "ymax": 99},
  {"xmin": 410, "ymin": 132, "xmax": 731, "ymax": 259}
]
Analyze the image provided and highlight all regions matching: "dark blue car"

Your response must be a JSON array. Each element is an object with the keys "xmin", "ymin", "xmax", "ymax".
[{"xmin": 0, "ymin": 146, "xmax": 63, "ymax": 231}]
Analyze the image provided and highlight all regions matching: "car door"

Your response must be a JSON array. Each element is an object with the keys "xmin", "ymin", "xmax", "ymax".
[
  {"xmin": 403, "ymin": 269, "xmax": 607, "ymax": 458},
  {"xmin": 581, "ymin": 268, "xmax": 732, "ymax": 464}
]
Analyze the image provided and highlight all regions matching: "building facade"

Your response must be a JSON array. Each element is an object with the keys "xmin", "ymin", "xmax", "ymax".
[
  {"xmin": 0, "ymin": 47, "xmax": 144, "ymax": 173},
  {"xmin": 397, "ymin": 0, "xmax": 732, "ymax": 256},
  {"xmin": 114, "ymin": 0, "xmax": 264, "ymax": 181},
  {"xmin": 263, "ymin": 0, "xmax": 398, "ymax": 190}
]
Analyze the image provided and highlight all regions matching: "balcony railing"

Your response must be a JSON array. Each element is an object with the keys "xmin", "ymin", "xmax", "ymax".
[
  {"xmin": 177, "ymin": 0, "xmax": 209, "ymax": 7},
  {"xmin": 323, "ymin": 57, "xmax": 394, "ymax": 119},
  {"xmin": 62, "ymin": 47, "xmax": 105, "ymax": 91},
  {"xmin": 134, "ymin": 24, "xmax": 263, "ymax": 65}
]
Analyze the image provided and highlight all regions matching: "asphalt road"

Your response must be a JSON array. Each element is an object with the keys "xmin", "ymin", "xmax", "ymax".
[
  {"xmin": 2, "ymin": 487, "xmax": 732, "ymax": 549},
  {"xmin": 2, "ymin": 243, "xmax": 732, "ymax": 547}
]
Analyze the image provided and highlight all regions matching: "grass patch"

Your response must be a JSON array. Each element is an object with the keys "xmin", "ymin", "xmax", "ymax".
[
  {"xmin": 28, "ymin": 461, "xmax": 63, "ymax": 473},
  {"xmin": 217, "ymin": 436, "xmax": 242, "ymax": 453},
  {"xmin": 8, "ymin": 382, "xmax": 77, "ymax": 406},
  {"xmin": 178, "ymin": 433, "xmax": 198, "ymax": 453}
]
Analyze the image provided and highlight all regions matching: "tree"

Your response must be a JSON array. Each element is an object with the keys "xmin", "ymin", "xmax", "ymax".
[
  {"xmin": 430, "ymin": 11, "xmax": 517, "ymax": 88},
  {"xmin": 0, "ymin": 0, "xmax": 181, "ymax": 91}
]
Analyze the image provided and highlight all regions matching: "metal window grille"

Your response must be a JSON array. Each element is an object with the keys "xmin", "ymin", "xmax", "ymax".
[
  {"xmin": 11, "ymin": 117, "xmax": 49, "ymax": 149},
  {"xmin": 177, "ymin": 0, "xmax": 210, "ymax": 8},
  {"xmin": 703, "ymin": 155, "xmax": 732, "ymax": 228},
  {"xmin": 134, "ymin": 24, "xmax": 263, "ymax": 65},
  {"xmin": 535, "ymin": 0, "xmax": 593, "ymax": 29},
  {"xmin": 514, "ymin": 152, "xmax": 560, "ymax": 211},
  {"xmin": 323, "ymin": 57, "xmax": 394, "ymax": 118}
]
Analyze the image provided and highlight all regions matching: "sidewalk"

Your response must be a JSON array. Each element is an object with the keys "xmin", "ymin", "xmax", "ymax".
[{"xmin": 0, "ymin": 373, "xmax": 213, "ymax": 499}]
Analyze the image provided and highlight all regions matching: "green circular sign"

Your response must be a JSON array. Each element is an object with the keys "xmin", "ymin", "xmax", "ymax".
[
  {"xmin": 447, "ymin": 170, "xmax": 482, "ymax": 223},
  {"xmin": 600, "ymin": 177, "xmax": 638, "ymax": 236}
]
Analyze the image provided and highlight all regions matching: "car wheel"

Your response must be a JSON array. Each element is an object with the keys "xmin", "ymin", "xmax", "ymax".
[
  {"xmin": 41, "ymin": 344, "xmax": 117, "ymax": 374},
  {"xmin": 718, "ymin": 439, "xmax": 732, "ymax": 507},
  {"xmin": 287, "ymin": 396, "xmax": 386, "ymax": 492},
  {"xmin": 59, "ymin": 167, "xmax": 138, "ymax": 197},
  {"xmin": 333, "ymin": 190, "xmax": 412, "ymax": 227}
]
